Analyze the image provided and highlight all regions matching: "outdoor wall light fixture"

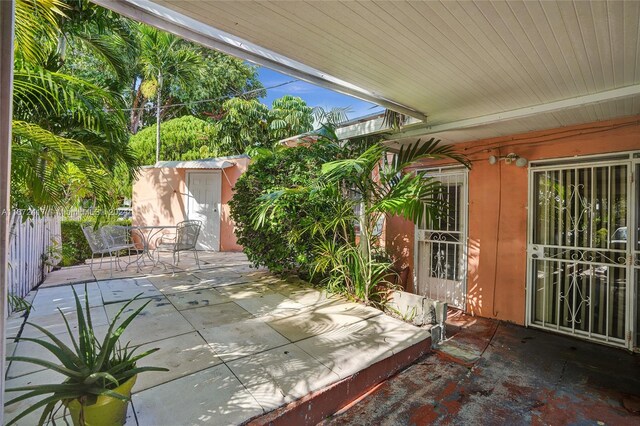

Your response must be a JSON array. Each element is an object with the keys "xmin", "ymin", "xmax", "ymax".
[{"xmin": 488, "ymin": 153, "xmax": 528, "ymax": 167}]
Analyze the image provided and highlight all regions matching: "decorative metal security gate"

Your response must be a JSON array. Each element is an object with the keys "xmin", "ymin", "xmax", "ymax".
[
  {"xmin": 415, "ymin": 168, "xmax": 468, "ymax": 309},
  {"xmin": 527, "ymin": 155, "xmax": 638, "ymax": 349}
]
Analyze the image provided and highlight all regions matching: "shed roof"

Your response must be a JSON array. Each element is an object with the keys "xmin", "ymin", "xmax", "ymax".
[{"xmin": 150, "ymin": 155, "xmax": 249, "ymax": 169}]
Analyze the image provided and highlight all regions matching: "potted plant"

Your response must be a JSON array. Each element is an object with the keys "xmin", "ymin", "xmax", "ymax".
[{"xmin": 5, "ymin": 285, "xmax": 169, "ymax": 425}]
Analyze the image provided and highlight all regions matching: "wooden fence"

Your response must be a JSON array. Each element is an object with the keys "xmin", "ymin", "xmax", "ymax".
[{"xmin": 7, "ymin": 211, "xmax": 61, "ymax": 313}]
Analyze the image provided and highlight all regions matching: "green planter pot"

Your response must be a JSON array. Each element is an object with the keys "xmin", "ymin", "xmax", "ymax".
[{"xmin": 66, "ymin": 375, "xmax": 137, "ymax": 426}]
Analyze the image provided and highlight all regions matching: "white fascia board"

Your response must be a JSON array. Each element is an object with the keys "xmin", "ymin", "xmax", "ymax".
[
  {"xmin": 336, "ymin": 116, "xmax": 423, "ymax": 140},
  {"xmin": 90, "ymin": 0, "xmax": 428, "ymax": 121},
  {"xmin": 387, "ymin": 84, "xmax": 640, "ymax": 141}
]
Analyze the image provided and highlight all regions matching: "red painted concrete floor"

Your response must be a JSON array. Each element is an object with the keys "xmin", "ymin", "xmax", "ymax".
[{"xmin": 322, "ymin": 311, "xmax": 640, "ymax": 425}]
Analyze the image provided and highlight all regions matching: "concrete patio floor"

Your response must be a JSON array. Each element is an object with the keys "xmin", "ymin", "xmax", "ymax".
[
  {"xmin": 322, "ymin": 311, "xmax": 640, "ymax": 425},
  {"xmin": 4, "ymin": 253, "xmax": 430, "ymax": 425}
]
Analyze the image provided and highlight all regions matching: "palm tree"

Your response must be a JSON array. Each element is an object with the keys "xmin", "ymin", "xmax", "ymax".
[
  {"xmin": 11, "ymin": 0, "xmax": 138, "ymax": 210},
  {"xmin": 137, "ymin": 25, "xmax": 202, "ymax": 163},
  {"xmin": 321, "ymin": 139, "xmax": 470, "ymax": 259},
  {"xmin": 268, "ymin": 95, "xmax": 314, "ymax": 141},
  {"xmin": 255, "ymin": 137, "xmax": 469, "ymax": 303}
]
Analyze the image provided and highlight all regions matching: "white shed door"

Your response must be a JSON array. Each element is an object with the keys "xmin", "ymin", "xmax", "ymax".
[{"xmin": 186, "ymin": 171, "xmax": 221, "ymax": 251}]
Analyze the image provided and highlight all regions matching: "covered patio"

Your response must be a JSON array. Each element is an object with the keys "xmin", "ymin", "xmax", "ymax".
[
  {"xmin": 4, "ymin": 253, "xmax": 430, "ymax": 425},
  {"xmin": 1, "ymin": 1, "xmax": 639, "ymax": 424}
]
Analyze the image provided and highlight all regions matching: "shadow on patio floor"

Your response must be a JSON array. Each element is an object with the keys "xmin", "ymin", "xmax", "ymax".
[{"xmin": 4, "ymin": 252, "xmax": 431, "ymax": 425}]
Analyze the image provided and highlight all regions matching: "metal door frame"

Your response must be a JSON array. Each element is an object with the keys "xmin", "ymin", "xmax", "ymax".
[
  {"xmin": 413, "ymin": 166, "xmax": 469, "ymax": 310},
  {"xmin": 526, "ymin": 151, "xmax": 638, "ymax": 350}
]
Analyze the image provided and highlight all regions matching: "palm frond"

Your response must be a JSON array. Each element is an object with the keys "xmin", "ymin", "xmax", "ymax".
[
  {"xmin": 15, "ymin": 0, "xmax": 67, "ymax": 64},
  {"xmin": 392, "ymin": 138, "xmax": 471, "ymax": 171}
]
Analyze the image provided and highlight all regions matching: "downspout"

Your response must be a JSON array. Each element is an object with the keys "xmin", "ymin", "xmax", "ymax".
[{"xmin": 0, "ymin": 0, "xmax": 15, "ymax": 421}]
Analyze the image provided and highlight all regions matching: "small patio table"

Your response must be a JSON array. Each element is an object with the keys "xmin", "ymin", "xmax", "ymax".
[{"xmin": 126, "ymin": 225, "xmax": 177, "ymax": 271}]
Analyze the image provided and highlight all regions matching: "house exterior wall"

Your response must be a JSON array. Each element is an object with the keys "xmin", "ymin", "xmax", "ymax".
[
  {"xmin": 386, "ymin": 115, "xmax": 640, "ymax": 325},
  {"xmin": 219, "ymin": 157, "xmax": 250, "ymax": 251},
  {"xmin": 133, "ymin": 167, "xmax": 187, "ymax": 229},
  {"xmin": 132, "ymin": 157, "xmax": 251, "ymax": 252}
]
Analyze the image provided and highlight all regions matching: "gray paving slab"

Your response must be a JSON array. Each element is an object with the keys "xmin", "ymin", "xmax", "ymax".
[
  {"xmin": 7, "ymin": 330, "xmax": 77, "ymax": 379},
  {"xmin": 233, "ymin": 292, "xmax": 306, "ymax": 318},
  {"xmin": 145, "ymin": 272, "xmax": 203, "ymax": 293},
  {"xmin": 5, "ymin": 315, "xmax": 26, "ymax": 340},
  {"xmin": 4, "ymin": 369, "xmax": 66, "ymax": 425},
  {"xmin": 135, "ymin": 331, "xmax": 223, "ymax": 392},
  {"xmin": 198, "ymin": 318, "xmax": 290, "ymax": 362},
  {"xmin": 120, "ymin": 310, "xmax": 195, "ymax": 345},
  {"xmin": 295, "ymin": 314, "xmax": 429, "ymax": 380},
  {"xmin": 215, "ymin": 282, "xmax": 278, "ymax": 299},
  {"xmin": 134, "ymin": 364, "xmax": 263, "ymax": 426},
  {"xmin": 165, "ymin": 288, "xmax": 232, "ymax": 311},
  {"xmin": 264, "ymin": 300, "xmax": 382, "ymax": 342},
  {"xmin": 19, "ymin": 305, "xmax": 109, "ymax": 339},
  {"xmin": 8, "ymin": 323, "xmax": 111, "ymax": 379},
  {"xmin": 180, "ymin": 301, "xmax": 253, "ymax": 330},
  {"xmin": 103, "ymin": 295, "xmax": 177, "ymax": 322},
  {"xmin": 227, "ymin": 343, "xmax": 341, "ymax": 410},
  {"xmin": 99, "ymin": 277, "xmax": 162, "ymax": 303}
]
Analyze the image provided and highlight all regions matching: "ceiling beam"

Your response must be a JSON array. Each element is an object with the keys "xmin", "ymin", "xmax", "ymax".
[
  {"xmin": 387, "ymin": 84, "xmax": 640, "ymax": 141},
  {"xmin": 90, "ymin": 0, "xmax": 428, "ymax": 121}
]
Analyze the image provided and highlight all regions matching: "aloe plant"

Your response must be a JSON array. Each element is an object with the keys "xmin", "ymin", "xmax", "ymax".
[{"xmin": 4, "ymin": 285, "xmax": 168, "ymax": 425}]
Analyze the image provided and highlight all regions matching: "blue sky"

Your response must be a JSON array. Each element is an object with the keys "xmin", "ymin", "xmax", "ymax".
[{"xmin": 257, "ymin": 67, "xmax": 384, "ymax": 122}]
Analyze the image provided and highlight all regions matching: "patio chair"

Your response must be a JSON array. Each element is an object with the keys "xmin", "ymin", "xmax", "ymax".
[
  {"xmin": 101, "ymin": 225, "xmax": 137, "ymax": 270},
  {"xmin": 154, "ymin": 220, "xmax": 202, "ymax": 273},
  {"xmin": 81, "ymin": 225, "xmax": 118, "ymax": 277}
]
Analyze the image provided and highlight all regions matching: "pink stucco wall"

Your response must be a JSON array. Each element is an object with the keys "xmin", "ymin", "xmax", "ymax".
[
  {"xmin": 132, "ymin": 157, "xmax": 250, "ymax": 252},
  {"xmin": 386, "ymin": 115, "xmax": 640, "ymax": 325}
]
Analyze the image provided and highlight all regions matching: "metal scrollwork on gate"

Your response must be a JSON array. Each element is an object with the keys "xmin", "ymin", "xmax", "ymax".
[
  {"xmin": 564, "ymin": 183, "xmax": 591, "ymax": 234},
  {"xmin": 558, "ymin": 263, "xmax": 591, "ymax": 325},
  {"xmin": 426, "ymin": 232, "xmax": 461, "ymax": 243},
  {"xmin": 431, "ymin": 249, "xmax": 447, "ymax": 280},
  {"xmin": 540, "ymin": 246, "xmax": 627, "ymax": 265}
]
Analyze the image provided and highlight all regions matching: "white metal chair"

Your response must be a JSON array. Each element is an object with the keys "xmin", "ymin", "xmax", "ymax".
[
  {"xmin": 154, "ymin": 220, "xmax": 202, "ymax": 273},
  {"xmin": 101, "ymin": 225, "xmax": 137, "ymax": 270},
  {"xmin": 81, "ymin": 224, "xmax": 135, "ymax": 276}
]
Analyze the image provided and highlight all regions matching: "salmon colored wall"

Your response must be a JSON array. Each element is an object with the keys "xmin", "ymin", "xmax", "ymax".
[
  {"xmin": 132, "ymin": 168, "xmax": 187, "ymax": 227},
  {"xmin": 386, "ymin": 115, "xmax": 640, "ymax": 325},
  {"xmin": 132, "ymin": 157, "xmax": 251, "ymax": 252},
  {"xmin": 220, "ymin": 157, "xmax": 250, "ymax": 251}
]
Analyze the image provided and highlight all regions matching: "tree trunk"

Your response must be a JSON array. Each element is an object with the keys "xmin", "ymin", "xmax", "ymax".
[
  {"xmin": 129, "ymin": 80, "xmax": 143, "ymax": 134},
  {"xmin": 155, "ymin": 72, "xmax": 162, "ymax": 164}
]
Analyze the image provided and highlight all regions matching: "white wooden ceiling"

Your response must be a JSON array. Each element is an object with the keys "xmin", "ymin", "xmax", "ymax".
[{"xmin": 96, "ymin": 0, "xmax": 640, "ymax": 142}]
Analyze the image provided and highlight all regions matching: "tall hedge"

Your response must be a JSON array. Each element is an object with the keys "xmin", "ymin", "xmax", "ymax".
[
  {"xmin": 129, "ymin": 115, "xmax": 219, "ymax": 165},
  {"xmin": 229, "ymin": 142, "xmax": 341, "ymax": 274}
]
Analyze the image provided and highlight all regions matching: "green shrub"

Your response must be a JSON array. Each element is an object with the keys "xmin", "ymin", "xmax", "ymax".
[
  {"xmin": 129, "ymin": 115, "xmax": 219, "ymax": 165},
  {"xmin": 61, "ymin": 220, "xmax": 92, "ymax": 266},
  {"xmin": 60, "ymin": 218, "xmax": 132, "ymax": 266},
  {"xmin": 229, "ymin": 142, "xmax": 341, "ymax": 275}
]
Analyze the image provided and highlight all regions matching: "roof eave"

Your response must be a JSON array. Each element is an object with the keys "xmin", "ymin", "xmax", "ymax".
[{"xmin": 90, "ymin": 0, "xmax": 428, "ymax": 121}]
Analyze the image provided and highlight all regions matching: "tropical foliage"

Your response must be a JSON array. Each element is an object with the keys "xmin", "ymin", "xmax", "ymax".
[
  {"xmin": 234, "ymin": 126, "xmax": 469, "ymax": 304},
  {"xmin": 129, "ymin": 116, "xmax": 219, "ymax": 165},
  {"xmin": 12, "ymin": 0, "xmax": 138, "ymax": 211},
  {"xmin": 130, "ymin": 96, "xmax": 316, "ymax": 163},
  {"xmin": 229, "ymin": 141, "xmax": 342, "ymax": 274},
  {"xmin": 214, "ymin": 95, "xmax": 314, "ymax": 155},
  {"xmin": 12, "ymin": 0, "xmax": 272, "ymax": 210}
]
